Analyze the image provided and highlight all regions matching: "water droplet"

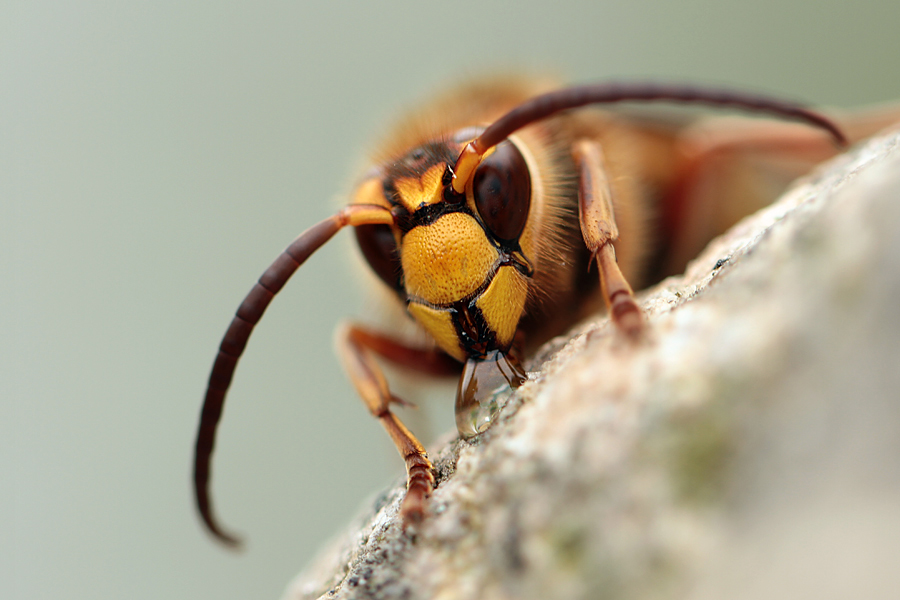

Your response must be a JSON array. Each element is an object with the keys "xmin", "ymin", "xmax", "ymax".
[{"xmin": 455, "ymin": 350, "xmax": 525, "ymax": 438}]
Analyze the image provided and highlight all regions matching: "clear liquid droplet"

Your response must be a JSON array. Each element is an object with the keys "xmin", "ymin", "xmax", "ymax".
[{"xmin": 455, "ymin": 350, "xmax": 525, "ymax": 439}]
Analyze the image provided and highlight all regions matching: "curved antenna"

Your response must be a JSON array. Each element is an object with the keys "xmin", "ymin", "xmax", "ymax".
[
  {"xmin": 451, "ymin": 81, "xmax": 849, "ymax": 193},
  {"xmin": 194, "ymin": 203, "xmax": 394, "ymax": 548}
]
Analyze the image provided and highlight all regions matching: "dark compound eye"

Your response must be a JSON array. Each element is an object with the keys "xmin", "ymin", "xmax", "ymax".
[
  {"xmin": 472, "ymin": 140, "xmax": 531, "ymax": 245},
  {"xmin": 355, "ymin": 224, "xmax": 403, "ymax": 292}
]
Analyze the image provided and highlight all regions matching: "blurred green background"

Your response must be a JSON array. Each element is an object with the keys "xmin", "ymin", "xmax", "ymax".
[{"xmin": 4, "ymin": 1, "xmax": 899, "ymax": 599}]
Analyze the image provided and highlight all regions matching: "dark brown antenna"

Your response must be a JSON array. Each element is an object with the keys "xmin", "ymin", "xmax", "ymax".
[
  {"xmin": 194, "ymin": 204, "xmax": 394, "ymax": 547},
  {"xmin": 452, "ymin": 81, "xmax": 848, "ymax": 192}
]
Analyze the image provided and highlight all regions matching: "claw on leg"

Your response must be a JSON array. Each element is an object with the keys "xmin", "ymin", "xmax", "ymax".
[
  {"xmin": 574, "ymin": 139, "xmax": 645, "ymax": 339},
  {"xmin": 400, "ymin": 455, "xmax": 434, "ymax": 526},
  {"xmin": 337, "ymin": 323, "xmax": 459, "ymax": 525},
  {"xmin": 377, "ymin": 409, "xmax": 434, "ymax": 525},
  {"xmin": 597, "ymin": 244, "xmax": 644, "ymax": 338}
]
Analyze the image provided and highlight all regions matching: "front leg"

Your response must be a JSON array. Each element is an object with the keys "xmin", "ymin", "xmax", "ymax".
[
  {"xmin": 336, "ymin": 322, "xmax": 460, "ymax": 525},
  {"xmin": 572, "ymin": 139, "xmax": 644, "ymax": 338}
]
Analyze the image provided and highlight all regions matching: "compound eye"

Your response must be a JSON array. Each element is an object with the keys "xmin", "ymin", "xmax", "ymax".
[
  {"xmin": 472, "ymin": 141, "xmax": 531, "ymax": 244},
  {"xmin": 355, "ymin": 224, "xmax": 403, "ymax": 291}
]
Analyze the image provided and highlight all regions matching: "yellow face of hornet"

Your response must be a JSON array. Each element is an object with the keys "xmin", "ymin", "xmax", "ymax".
[{"xmin": 352, "ymin": 132, "xmax": 538, "ymax": 364}]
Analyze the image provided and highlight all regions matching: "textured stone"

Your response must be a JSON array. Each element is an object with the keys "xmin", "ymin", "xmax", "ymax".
[{"xmin": 283, "ymin": 128, "xmax": 900, "ymax": 600}]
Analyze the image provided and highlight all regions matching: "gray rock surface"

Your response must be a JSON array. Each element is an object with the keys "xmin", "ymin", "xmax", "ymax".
[{"xmin": 283, "ymin": 129, "xmax": 900, "ymax": 600}]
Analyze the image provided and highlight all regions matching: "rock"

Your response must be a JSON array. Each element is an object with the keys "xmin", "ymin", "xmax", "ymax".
[{"xmin": 283, "ymin": 129, "xmax": 900, "ymax": 600}]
